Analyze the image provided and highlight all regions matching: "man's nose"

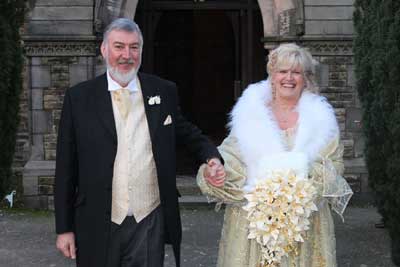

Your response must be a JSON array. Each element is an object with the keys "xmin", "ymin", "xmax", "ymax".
[
  {"xmin": 286, "ymin": 71, "xmax": 294, "ymax": 79},
  {"xmin": 121, "ymin": 47, "xmax": 131, "ymax": 58}
]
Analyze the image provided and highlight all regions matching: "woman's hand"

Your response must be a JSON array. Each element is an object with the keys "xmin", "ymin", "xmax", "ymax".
[{"xmin": 204, "ymin": 158, "xmax": 226, "ymax": 187}]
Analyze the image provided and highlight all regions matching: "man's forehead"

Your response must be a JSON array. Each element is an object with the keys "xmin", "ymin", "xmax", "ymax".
[{"xmin": 108, "ymin": 30, "xmax": 140, "ymax": 42}]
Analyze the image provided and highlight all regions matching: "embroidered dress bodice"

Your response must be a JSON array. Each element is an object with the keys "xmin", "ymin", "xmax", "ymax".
[{"xmin": 280, "ymin": 124, "xmax": 298, "ymax": 151}]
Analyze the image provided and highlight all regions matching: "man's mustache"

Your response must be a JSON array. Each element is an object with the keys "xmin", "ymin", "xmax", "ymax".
[{"xmin": 117, "ymin": 59, "xmax": 134, "ymax": 64}]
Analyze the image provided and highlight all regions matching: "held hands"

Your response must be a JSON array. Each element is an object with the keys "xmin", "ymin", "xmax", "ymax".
[
  {"xmin": 56, "ymin": 232, "xmax": 76, "ymax": 259},
  {"xmin": 204, "ymin": 158, "xmax": 226, "ymax": 187}
]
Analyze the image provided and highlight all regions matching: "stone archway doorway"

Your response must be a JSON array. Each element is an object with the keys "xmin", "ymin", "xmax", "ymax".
[{"xmin": 135, "ymin": 0, "xmax": 265, "ymax": 174}]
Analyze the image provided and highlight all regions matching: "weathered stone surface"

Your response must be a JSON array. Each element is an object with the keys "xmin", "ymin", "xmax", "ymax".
[
  {"xmin": 52, "ymin": 110, "xmax": 62, "ymax": 132},
  {"xmin": 305, "ymin": 6, "xmax": 354, "ymax": 20},
  {"xmin": 32, "ymin": 110, "xmax": 51, "ymax": 134},
  {"xmin": 329, "ymin": 71, "xmax": 347, "ymax": 81},
  {"xmin": 347, "ymin": 65, "xmax": 355, "ymax": 86},
  {"xmin": 335, "ymin": 108, "xmax": 346, "ymax": 123},
  {"xmin": 35, "ymin": 0, "xmax": 93, "ymax": 5},
  {"xmin": 316, "ymin": 63, "xmax": 329, "ymax": 87},
  {"xmin": 44, "ymin": 134, "xmax": 57, "ymax": 160},
  {"xmin": 305, "ymin": 0, "xmax": 354, "ymax": 5},
  {"xmin": 31, "ymin": 134, "xmax": 44, "ymax": 161},
  {"xmin": 43, "ymin": 88, "xmax": 65, "ymax": 110},
  {"xmin": 339, "ymin": 92, "xmax": 354, "ymax": 102},
  {"xmin": 353, "ymin": 135, "xmax": 365, "ymax": 158},
  {"xmin": 346, "ymin": 107, "xmax": 363, "ymax": 132},
  {"xmin": 306, "ymin": 21, "xmax": 354, "ymax": 35},
  {"xmin": 23, "ymin": 176, "xmax": 38, "ymax": 196},
  {"xmin": 29, "ymin": 7, "xmax": 93, "ymax": 20},
  {"xmin": 69, "ymin": 64, "xmax": 88, "ymax": 87},
  {"xmin": 360, "ymin": 173, "xmax": 370, "ymax": 192},
  {"xmin": 48, "ymin": 195, "xmax": 54, "ymax": 210},
  {"xmin": 330, "ymin": 64, "xmax": 348, "ymax": 72},
  {"xmin": 22, "ymin": 160, "xmax": 56, "ymax": 203},
  {"xmin": 39, "ymin": 176, "xmax": 54, "ymax": 185},
  {"xmin": 31, "ymin": 88, "xmax": 43, "ymax": 110},
  {"xmin": 343, "ymin": 139, "xmax": 354, "ymax": 158},
  {"xmin": 329, "ymin": 80, "xmax": 347, "ymax": 88},
  {"xmin": 31, "ymin": 57, "xmax": 41, "ymax": 66},
  {"xmin": 344, "ymin": 158, "xmax": 368, "ymax": 174},
  {"xmin": 26, "ymin": 21, "xmax": 93, "ymax": 35},
  {"xmin": 39, "ymin": 185, "xmax": 54, "ymax": 195},
  {"xmin": 31, "ymin": 66, "xmax": 50, "ymax": 88},
  {"xmin": 96, "ymin": 60, "xmax": 107, "ymax": 76}
]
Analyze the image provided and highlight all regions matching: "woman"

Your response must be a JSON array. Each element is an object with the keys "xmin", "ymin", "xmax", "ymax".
[{"xmin": 198, "ymin": 43, "xmax": 353, "ymax": 267}]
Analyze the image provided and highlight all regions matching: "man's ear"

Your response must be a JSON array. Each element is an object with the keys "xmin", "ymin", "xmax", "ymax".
[{"xmin": 100, "ymin": 42, "xmax": 107, "ymax": 58}]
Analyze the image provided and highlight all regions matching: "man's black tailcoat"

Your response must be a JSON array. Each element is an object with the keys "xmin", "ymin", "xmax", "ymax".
[{"xmin": 55, "ymin": 72, "xmax": 221, "ymax": 267}]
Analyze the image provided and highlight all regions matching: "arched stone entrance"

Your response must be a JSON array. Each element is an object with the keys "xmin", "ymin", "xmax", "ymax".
[
  {"xmin": 133, "ymin": 0, "xmax": 265, "ymax": 174},
  {"xmin": 95, "ymin": 0, "xmax": 305, "ymax": 41}
]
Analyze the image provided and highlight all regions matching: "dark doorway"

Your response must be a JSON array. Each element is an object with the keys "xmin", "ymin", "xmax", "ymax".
[
  {"xmin": 153, "ymin": 10, "xmax": 235, "ymax": 174},
  {"xmin": 135, "ymin": 0, "xmax": 265, "ymax": 174},
  {"xmin": 154, "ymin": 10, "xmax": 235, "ymax": 142}
]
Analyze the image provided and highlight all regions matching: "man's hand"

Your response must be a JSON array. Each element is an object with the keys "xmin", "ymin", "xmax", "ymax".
[
  {"xmin": 56, "ymin": 232, "xmax": 76, "ymax": 259},
  {"xmin": 204, "ymin": 158, "xmax": 225, "ymax": 187}
]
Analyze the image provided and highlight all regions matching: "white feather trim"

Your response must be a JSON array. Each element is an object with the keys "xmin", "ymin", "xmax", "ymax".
[{"xmin": 229, "ymin": 79, "xmax": 339, "ymax": 189}]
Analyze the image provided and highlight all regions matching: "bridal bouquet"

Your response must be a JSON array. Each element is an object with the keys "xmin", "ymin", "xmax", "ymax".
[{"xmin": 243, "ymin": 169, "xmax": 318, "ymax": 267}]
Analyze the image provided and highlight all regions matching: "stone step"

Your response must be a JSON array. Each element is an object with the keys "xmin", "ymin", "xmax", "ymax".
[
  {"xmin": 176, "ymin": 175, "xmax": 202, "ymax": 196},
  {"xmin": 176, "ymin": 175, "xmax": 214, "ymax": 206}
]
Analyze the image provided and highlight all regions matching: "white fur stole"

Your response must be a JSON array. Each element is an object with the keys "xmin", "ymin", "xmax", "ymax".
[{"xmin": 229, "ymin": 79, "xmax": 339, "ymax": 190}]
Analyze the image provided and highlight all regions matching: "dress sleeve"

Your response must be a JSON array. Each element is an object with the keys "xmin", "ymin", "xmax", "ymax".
[
  {"xmin": 196, "ymin": 134, "xmax": 247, "ymax": 204},
  {"xmin": 309, "ymin": 135, "xmax": 353, "ymax": 219}
]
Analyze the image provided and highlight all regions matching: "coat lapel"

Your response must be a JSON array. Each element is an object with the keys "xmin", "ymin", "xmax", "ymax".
[
  {"xmin": 94, "ymin": 74, "xmax": 117, "ymax": 142},
  {"xmin": 138, "ymin": 73, "xmax": 161, "ymax": 140}
]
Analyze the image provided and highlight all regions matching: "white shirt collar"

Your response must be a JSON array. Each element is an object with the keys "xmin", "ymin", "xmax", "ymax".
[{"xmin": 106, "ymin": 70, "xmax": 139, "ymax": 92}]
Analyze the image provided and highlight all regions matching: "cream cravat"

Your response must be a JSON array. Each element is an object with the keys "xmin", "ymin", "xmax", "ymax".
[{"xmin": 112, "ymin": 88, "xmax": 132, "ymax": 119}]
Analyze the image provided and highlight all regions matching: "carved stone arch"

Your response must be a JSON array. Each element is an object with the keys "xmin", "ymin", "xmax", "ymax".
[
  {"xmin": 256, "ymin": 0, "xmax": 304, "ymax": 38},
  {"xmin": 95, "ymin": 0, "xmax": 139, "ymax": 33}
]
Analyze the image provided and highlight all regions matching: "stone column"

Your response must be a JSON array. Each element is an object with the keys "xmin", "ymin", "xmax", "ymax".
[{"xmin": 21, "ymin": 0, "xmax": 97, "ymax": 209}]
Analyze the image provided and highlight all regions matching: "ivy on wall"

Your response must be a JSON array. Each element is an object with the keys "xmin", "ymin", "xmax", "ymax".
[
  {"xmin": 0, "ymin": 0, "xmax": 26, "ymax": 198},
  {"xmin": 354, "ymin": 0, "xmax": 400, "ymax": 265}
]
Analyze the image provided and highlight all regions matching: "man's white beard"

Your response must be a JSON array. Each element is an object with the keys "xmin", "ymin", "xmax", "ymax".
[{"xmin": 106, "ymin": 59, "xmax": 140, "ymax": 85}]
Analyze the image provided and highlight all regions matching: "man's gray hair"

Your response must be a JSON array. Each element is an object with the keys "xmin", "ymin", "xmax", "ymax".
[{"xmin": 103, "ymin": 18, "xmax": 143, "ymax": 49}]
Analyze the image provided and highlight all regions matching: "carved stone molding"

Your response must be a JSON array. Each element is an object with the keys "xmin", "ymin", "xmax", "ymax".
[
  {"xmin": 262, "ymin": 36, "xmax": 353, "ymax": 56},
  {"xmin": 24, "ymin": 41, "xmax": 97, "ymax": 57},
  {"xmin": 303, "ymin": 42, "xmax": 353, "ymax": 56}
]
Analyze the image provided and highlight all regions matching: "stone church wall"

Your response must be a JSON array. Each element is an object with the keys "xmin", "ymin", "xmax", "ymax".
[{"xmin": 17, "ymin": 0, "xmax": 366, "ymax": 209}]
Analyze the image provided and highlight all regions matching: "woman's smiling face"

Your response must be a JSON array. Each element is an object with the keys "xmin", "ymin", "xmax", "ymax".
[{"xmin": 272, "ymin": 65, "xmax": 305, "ymax": 101}]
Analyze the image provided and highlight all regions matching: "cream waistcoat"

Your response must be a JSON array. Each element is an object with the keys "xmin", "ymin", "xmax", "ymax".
[{"xmin": 111, "ymin": 80, "xmax": 160, "ymax": 224}]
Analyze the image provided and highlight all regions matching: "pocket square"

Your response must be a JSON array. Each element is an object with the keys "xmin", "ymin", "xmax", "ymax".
[{"xmin": 163, "ymin": 115, "xmax": 172, "ymax": 125}]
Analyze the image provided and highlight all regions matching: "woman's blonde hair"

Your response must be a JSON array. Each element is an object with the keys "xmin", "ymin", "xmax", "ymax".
[{"xmin": 267, "ymin": 43, "xmax": 319, "ymax": 93}]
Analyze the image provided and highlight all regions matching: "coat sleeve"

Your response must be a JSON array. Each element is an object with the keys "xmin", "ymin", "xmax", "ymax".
[
  {"xmin": 54, "ymin": 89, "xmax": 79, "ymax": 234},
  {"xmin": 309, "ymin": 135, "xmax": 353, "ymax": 218},
  {"xmin": 197, "ymin": 134, "xmax": 247, "ymax": 203}
]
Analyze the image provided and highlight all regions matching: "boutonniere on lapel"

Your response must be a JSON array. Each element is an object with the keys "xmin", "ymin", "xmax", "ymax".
[{"xmin": 148, "ymin": 95, "xmax": 161, "ymax": 105}]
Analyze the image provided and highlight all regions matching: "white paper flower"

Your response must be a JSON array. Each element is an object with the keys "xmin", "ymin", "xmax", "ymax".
[{"xmin": 243, "ymin": 170, "xmax": 318, "ymax": 267}]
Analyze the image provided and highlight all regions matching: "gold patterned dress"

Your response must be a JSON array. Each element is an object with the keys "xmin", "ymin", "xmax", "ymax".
[{"xmin": 197, "ymin": 79, "xmax": 353, "ymax": 267}]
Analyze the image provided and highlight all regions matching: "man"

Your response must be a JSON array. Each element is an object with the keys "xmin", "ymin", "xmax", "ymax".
[{"xmin": 54, "ymin": 18, "xmax": 225, "ymax": 267}]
